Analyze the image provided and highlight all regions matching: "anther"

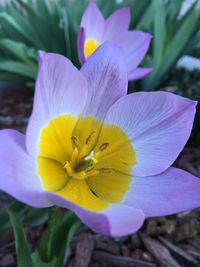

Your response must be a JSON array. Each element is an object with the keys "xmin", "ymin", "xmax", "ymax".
[
  {"xmin": 85, "ymin": 131, "xmax": 95, "ymax": 145},
  {"xmin": 99, "ymin": 142, "xmax": 109, "ymax": 151},
  {"xmin": 71, "ymin": 135, "xmax": 79, "ymax": 147}
]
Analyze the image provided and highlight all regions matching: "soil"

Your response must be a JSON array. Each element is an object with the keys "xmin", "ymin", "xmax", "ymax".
[{"xmin": 0, "ymin": 88, "xmax": 200, "ymax": 267}]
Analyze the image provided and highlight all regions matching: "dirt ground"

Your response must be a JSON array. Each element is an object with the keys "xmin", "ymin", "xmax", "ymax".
[{"xmin": 0, "ymin": 88, "xmax": 200, "ymax": 267}]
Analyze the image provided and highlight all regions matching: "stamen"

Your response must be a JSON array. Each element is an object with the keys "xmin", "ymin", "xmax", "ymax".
[
  {"xmin": 63, "ymin": 162, "xmax": 74, "ymax": 176},
  {"xmin": 71, "ymin": 135, "xmax": 80, "ymax": 147},
  {"xmin": 85, "ymin": 131, "xmax": 95, "ymax": 145},
  {"xmin": 99, "ymin": 142, "xmax": 109, "ymax": 151},
  {"xmin": 70, "ymin": 147, "xmax": 79, "ymax": 166}
]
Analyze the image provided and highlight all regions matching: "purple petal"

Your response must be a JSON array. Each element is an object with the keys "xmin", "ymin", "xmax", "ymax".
[
  {"xmin": 114, "ymin": 31, "xmax": 151, "ymax": 73},
  {"xmin": 77, "ymin": 27, "xmax": 86, "ymax": 64},
  {"xmin": 104, "ymin": 92, "xmax": 197, "ymax": 176},
  {"xmin": 103, "ymin": 7, "xmax": 131, "ymax": 41},
  {"xmin": 81, "ymin": 42, "xmax": 128, "ymax": 120},
  {"xmin": 123, "ymin": 167, "xmax": 200, "ymax": 216},
  {"xmin": 128, "ymin": 67, "xmax": 153, "ymax": 81},
  {"xmin": 26, "ymin": 51, "xmax": 88, "ymax": 156},
  {"xmin": 80, "ymin": 1, "xmax": 105, "ymax": 42},
  {"xmin": 0, "ymin": 130, "xmax": 52, "ymax": 207},
  {"xmin": 46, "ymin": 192, "xmax": 144, "ymax": 236}
]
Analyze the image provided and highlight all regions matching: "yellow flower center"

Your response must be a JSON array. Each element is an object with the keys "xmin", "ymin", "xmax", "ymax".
[
  {"xmin": 84, "ymin": 38, "xmax": 100, "ymax": 58},
  {"xmin": 37, "ymin": 115, "xmax": 136, "ymax": 211}
]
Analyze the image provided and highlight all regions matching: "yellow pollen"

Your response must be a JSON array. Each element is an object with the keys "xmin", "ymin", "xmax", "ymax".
[
  {"xmin": 37, "ymin": 115, "xmax": 136, "ymax": 212},
  {"xmin": 84, "ymin": 38, "xmax": 99, "ymax": 58}
]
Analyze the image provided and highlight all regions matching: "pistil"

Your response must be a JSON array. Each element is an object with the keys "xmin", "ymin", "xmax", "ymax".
[{"xmin": 64, "ymin": 132, "xmax": 110, "ymax": 180}]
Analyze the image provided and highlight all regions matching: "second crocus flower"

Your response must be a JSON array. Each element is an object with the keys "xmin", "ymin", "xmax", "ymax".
[{"xmin": 77, "ymin": 1, "xmax": 152, "ymax": 81}]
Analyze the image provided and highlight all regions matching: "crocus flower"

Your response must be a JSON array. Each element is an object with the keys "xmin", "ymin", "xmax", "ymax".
[
  {"xmin": 77, "ymin": 1, "xmax": 152, "ymax": 81},
  {"xmin": 0, "ymin": 43, "xmax": 200, "ymax": 237}
]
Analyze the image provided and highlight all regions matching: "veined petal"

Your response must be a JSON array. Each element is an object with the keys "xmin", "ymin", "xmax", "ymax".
[
  {"xmin": 26, "ymin": 51, "xmax": 88, "ymax": 156},
  {"xmin": 103, "ymin": 7, "xmax": 130, "ymax": 41},
  {"xmin": 128, "ymin": 67, "xmax": 153, "ymax": 81},
  {"xmin": 81, "ymin": 43, "xmax": 128, "ymax": 120},
  {"xmin": 104, "ymin": 92, "xmax": 197, "ymax": 176},
  {"xmin": 114, "ymin": 31, "xmax": 151, "ymax": 72},
  {"xmin": 45, "ymin": 192, "xmax": 145, "ymax": 236},
  {"xmin": 0, "ymin": 130, "xmax": 51, "ymax": 207},
  {"xmin": 123, "ymin": 167, "xmax": 200, "ymax": 216},
  {"xmin": 80, "ymin": 1, "xmax": 105, "ymax": 42}
]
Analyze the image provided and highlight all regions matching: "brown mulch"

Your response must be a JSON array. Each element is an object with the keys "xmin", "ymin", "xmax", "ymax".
[{"xmin": 0, "ymin": 88, "xmax": 200, "ymax": 267}]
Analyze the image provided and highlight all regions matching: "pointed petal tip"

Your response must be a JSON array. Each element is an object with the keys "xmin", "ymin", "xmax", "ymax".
[
  {"xmin": 86, "ymin": 0, "xmax": 101, "ymax": 15},
  {"xmin": 81, "ymin": 0, "xmax": 105, "ymax": 42},
  {"xmin": 118, "ymin": 6, "xmax": 131, "ymax": 18},
  {"xmin": 38, "ymin": 50, "xmax": 46, "ymax": 66},
  {"xmin": 38, "ymin": 50, "xmax": 46, "ymax": 59},
  {"xmin": 128, "ymin": 67, "xmax": 153, "ymax": 81}
]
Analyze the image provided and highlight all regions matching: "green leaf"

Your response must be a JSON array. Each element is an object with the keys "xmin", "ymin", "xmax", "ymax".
[
  {"xmin": 152, "ymin": 0, "xmax": 166, "ymax": 68},
  {"xmin": 0, "ymin": 61, "xmax": 37, "ymax": 79},
  {"xmin": 142, "ymin": 1, "xmax": 200, "ymax": 90},
  {"xmin": 38, "ymin": 206, "xmax": 62, "ymax": 262},
  {"xmin": 130, "ymin": 0, "xmax": 151, "ymax": 28},
  {"xmin": 24, "ymin": 208, "xmax": 49, "ymax": 227},
  {"xmin": 54, "ymin": 216, "xmax": 81, "ymax": 267},
  {"xmin": 60, "ymin": 8, "xmax": 71, "ymax": 59},
  {"xmin": 38, "ymin": 210, "xmax": 80, "ymax": 267},
  {"xmin": 0, "ymin": 201, "xmax": 27, "ymax": 234},
  {"xmin": 166, "ymin": 0, "xmax": 183, "ymax": 22},
  {"xmin": 0, "ymin": 38, "xmax": 37, "ymax": 62},
  {"xmin": 31, "ymin": 252, "xmax": 56, "ymax": 267},
  {"xmin": 158, "ymin": 2, "xmax": 200, "ymax": 82},
  {"xmin": 7, "ymin": 210, "xmax": 34, "ymax": 267},
  {"xmin": 0, "ymin": 12, "xmax": 43, "ymax": 47},
  {"xmin": 136, "ymin": 1, "xmax": 154, "ymax": 30}
]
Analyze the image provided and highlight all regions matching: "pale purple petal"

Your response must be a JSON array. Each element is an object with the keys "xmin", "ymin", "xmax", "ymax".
[
  {"xmin": 80, "ymin": 1, "xmax": 105, "ymax": 42},
  {"xmin": 77, "ymin": 27, "xmax": 86, "ymax": 64},
  {"xmin": 103, "ymin": 7, "xmax": 130, "ymax": 41},
  {"xmin": 114, "ymin": 31, "xmax": 151, "ymax": 73},
  {"xmin": 26, "ymin": 51, "xmax": 88, "ymax": 156},
  {"xmin": 128, "ymin": 67, "xmax": 153, "ymax": 81},
  {"xmin": 46, "ymin": 192, "xmax": 145, "ymax": 236},
  {"xmin": 0, "ymin": 130, "xmax": 52, "ymax": 207},
  {"xmin": 81, "ymin": 42, "xmax": 128, "ymax": 120},
  {"xmin": 123, "ymin": 167, "xmax": 200, "ymax": 216},
  {"xmin": 104, "ymin": 92, "xmax": 197, "ymax": 176}
]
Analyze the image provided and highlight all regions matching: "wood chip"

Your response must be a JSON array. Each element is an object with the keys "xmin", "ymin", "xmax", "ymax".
[
  {"xmin": 93, "ymin": 251, "xmax": 157, "ymax": 267},
  {"xmin": 73, "ymin": 232, "xmax": 94, "ymax": 267},
  {"xmin": 159, "ymin": 236, "xmax": 199, "ymax": 265},
  {"xmin": 95, "ymin": 238, "xmax": 120, "ymax": 255},
  {"xmin": 188, "ymin": 236, "xmax": 200, "ymax": 250},
  {"xmin": 140, "ymin": 234, "xmax": 181, "ymax": 267},
  {"xmin": 179, "ymin": 244, "xmax": 200, "ymax": 260}
]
